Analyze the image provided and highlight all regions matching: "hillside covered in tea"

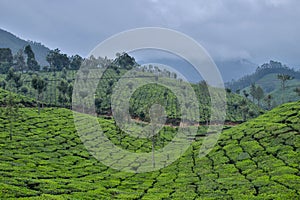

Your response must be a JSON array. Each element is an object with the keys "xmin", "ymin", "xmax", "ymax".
[{"xmin": 0, "ymin": 100, "xmax": 299, "ymax": 199}]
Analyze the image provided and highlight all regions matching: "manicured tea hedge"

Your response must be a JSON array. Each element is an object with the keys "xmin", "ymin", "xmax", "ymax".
[{"xmin": 0, "ymin": 101, "xmax": 299, "ymax": 199}]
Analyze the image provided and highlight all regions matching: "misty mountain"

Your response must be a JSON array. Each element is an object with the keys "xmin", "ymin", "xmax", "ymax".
[
  {"xmin": 215, "ymin": 59, "xmax": 257, "ymax": 82},
  {"xmin": 0, "ymin": 28, "xmax": 50, "ymax": 66}
]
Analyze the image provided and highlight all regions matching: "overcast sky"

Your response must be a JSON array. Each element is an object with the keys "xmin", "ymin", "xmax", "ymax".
[{"xmin": 0, "ymin": 0, "xmax": 300, "ymax": 67}]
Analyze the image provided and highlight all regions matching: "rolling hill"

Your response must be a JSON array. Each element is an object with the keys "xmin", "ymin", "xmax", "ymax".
[
  {"xmin": 0, "ymin": 28, "xmax": 50, "ymax": 66},
  {"xmin": 226, "ymin": 60, "xmax": 300, "ymax": 106},
  {"xmin": 0, "ymin": 99, "xmax": 299, "ymax": 199}
]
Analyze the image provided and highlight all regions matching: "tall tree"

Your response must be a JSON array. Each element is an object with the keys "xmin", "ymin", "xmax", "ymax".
[
  {"xmin": 24, "ymin": 45, "xmax": 39, "ymax": 71},
  {"xmin": 13, "ymin": 49, "xmax": 26, "ymax": 72},
  {"xmin": 294, "ymin": 87, "xmax": 300, "ymax": 96},
  {"xmin": 4, "ymin": 85, "xmax": 19, "ymax": 140},
  {"xmin": 0, "ymin": 48, "xmax": 13, "ymax": 73},
  {"xmin": 67, "ymin": 84, "xmax": 73, "ymax": 109},
  {"xmin": 57, "ymin": 79, "xmax": 68, "ymax": 107},
  {"xmin": 264, "ymin": 94, "xmax": 272, "ymax": 110},
  {"xmin": 255, "ymin": 86, "xmax": 264, "ymax": 107},
  {"xmin": 79, "ymin": 90, "xmax": 88, "ymax": 112},
  {"xmin": 5, "ymin": 67, "xmax": 23, "ymax": 92},
  {"xmin": 46, "ymin": 48, "xmax": 70, "ymax": 71},
  {"xmin": 277, "ymin": 74, "xmax": 294, "ymax": 103},
  {"xmin": 250, "ymin": 83, "xmax": 256, "ymax": 102},
  {"xmin": 12, "ymin": 72, "xmax": 23, "ymax": 92},
  {"xmin": 239, "ymin": 99, "xmax": 249, "ymax": 122},
  {"xmin": 70, "ymin": 54, "xmax": 83, "ymax": 70},
  {"xmin": 46, "ymin": 48, "xmax": 70, "ymax": 105},
  {"xmin": 31, "ymin": 75, "xmax": 48, "ymax": 114}
]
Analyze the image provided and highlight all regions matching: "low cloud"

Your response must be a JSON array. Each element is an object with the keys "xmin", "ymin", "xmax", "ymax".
[{"xmin": 0, "ymin": 0, "xmax": 299, "ymax": 66}]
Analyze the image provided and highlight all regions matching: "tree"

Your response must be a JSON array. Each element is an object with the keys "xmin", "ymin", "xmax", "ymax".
[
  {"xmin": 31, "ymin": 75, "xmax": 48, "ymax": 114},
  {"xmin": 277, "ymin": 74, "xmax": 293, "ymax": 90},
  {"xmin": 5, "ymin": 67, "xmax": 23, "ymax": 92},
  {"xmin": 46, "ymin": 49, "xmax": 70, "ymax": 106},
  {"xmin": 239, "ymin": 99, "xmax": 249, "ymax": 122},
  {"xmin": 61, "ymin": 67, "xmax": 67, "ymax": 79},
  {"xmin": 5, "ymin": 67, "xmax": 15, "ymax": 82},
  {"xmin": 255, "ymin": 86, "xmax": 264, "ymax": 107},
  {"xmin": 113, "ymin": 52, "xmax": 136, "ymax": 70},
  {"xmin": 24, "ymin": 45, "xmax": 40, "ymax": 71},
  {"xmin": 12, "ymin": 72, "xmax": 23, "ymax": 92},
  {"xmin": 226, "ymin": 88, "xmax": 232, "ymax": 93},
  {"xmin": 67, "ymin": 84, "xmax": 73, "ymax": 108},
  {"xmin": 0, "ymin": 48, "xmax": 13, "ymax": 73},
  {"xmin": 13, "ymin": 49, "xmax": 26, "ymax": 72},
  {"xmin": 57, "ymin": 79, "xmax": 69, "ymax": 107},
  {"xmin": 249, "ymin": 84, "xmax": 265, "ymax": 106},
  {"xmin": 0, "ymin": 80, "xmax": 6, "ymax": 89},
  {"xmin": 250, "ymin": 83, "xmax": 256, "ymax": 102},
  {"xmin": 46, "ymin": 48, "xmax": 70, "ymax": 71},
  {"xmin": 264, "ymin": 94, "xmax": 272, "ymax": 110},
  {"xmin": 277, "ymin": 74, "xmax": 294, "ymax": 103},
  {"xmin": 20, "ymin": 86, "xmax": 29, "ymax": 95},
  {"xmin": 243, "ymin": 90, "xmax": 249, "ymax": 98},
  {"xmin": 4, "ymin": 80, "xmax": 19, "ymax": 140},
  {"xmin": 0, "ymin": 48, "xmax": 13, "ymax": 64},
  {"xmin": 70, "ymin": 54, "xmax": 83, "ymax": 70},
  {"xmin": 79, "ymin": 90, "xmax": 88, "ymax": 112},
  {"xmin": 294, "ymin": 87, "xmax": 300, "ymax": 96}
]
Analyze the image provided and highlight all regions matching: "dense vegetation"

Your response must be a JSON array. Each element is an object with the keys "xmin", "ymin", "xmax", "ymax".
[
  {"xmin": 0, "ymin": 100, "xmax": 299, "ymax": 199},
  {"xmin": 0, "ymin": 48, "xmax": 262, "ymax": 123}
]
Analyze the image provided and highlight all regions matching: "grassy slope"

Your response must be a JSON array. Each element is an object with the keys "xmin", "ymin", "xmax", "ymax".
[{"xmin": 0, "ymin": 101, "xmax": 299, "ymax": 199}]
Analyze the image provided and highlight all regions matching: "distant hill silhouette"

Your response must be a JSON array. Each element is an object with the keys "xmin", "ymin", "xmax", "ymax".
[
  {"xmin": 226, "ymin": 60, "xmax": 300, "ymax": 91},
  {"xmin": 135, "ymin": 57, "xmax": 257, "ymax": 83},
  {"xmin": 0, "ymin": 28, "xmax": 50, "ymax": 66}
]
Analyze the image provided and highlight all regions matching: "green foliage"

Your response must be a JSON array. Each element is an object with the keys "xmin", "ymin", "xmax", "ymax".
[
  {"xmin": 0, "ymin": 48, "xmax": 13, "ymax": 74},
  {"xmin": 46, "ymin": 49, "xmax": 70, "ymax": 71},
  {"xmin": 31, "ymin": 75, "xmax": 48, "ymax": 114},
  {"xmin": 24, "ymin": 45, "xmax": 40, "ymax": 71}
]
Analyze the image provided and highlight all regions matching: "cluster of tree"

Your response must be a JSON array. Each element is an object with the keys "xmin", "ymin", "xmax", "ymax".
[
  {"xmin": 237, "ymin": 73, "xmax": 297, "ymax": 110},
  {"xmin": 0, "ymin": 45, "xmax": 40, "ymax": 73},
  {"xmin": 139, "ymin": 65, "xmax": 178, "ymax": 79},
  {"xmin": 0, "ymin": 46, "xmax": 83, "ymax": 74},
  {"xmin": 249, "ymin": 84, "xmax": 264, "ymax": 106},
  {"xmin": 46, "ymin": 48, "xmax": 83, "ymax": 71}
]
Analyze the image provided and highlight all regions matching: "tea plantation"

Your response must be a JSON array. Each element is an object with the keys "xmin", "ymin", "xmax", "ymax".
[{"xmin": 0, "ymin": 101, "xmax": 299, "ymax": 199}]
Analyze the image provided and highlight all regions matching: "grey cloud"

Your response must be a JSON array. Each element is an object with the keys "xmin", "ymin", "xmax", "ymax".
[{"xmin": 0, "ymin": 0, "xmax": 299, "ymax": 67}]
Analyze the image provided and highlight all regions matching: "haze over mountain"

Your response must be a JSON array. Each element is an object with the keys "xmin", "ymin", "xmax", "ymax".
[
  {"xmin": 0, "ymin": 28, "xmax": 258, "ymax": 82},
  {"xmin": 131, "ymin": 49, "xmax": 257, "ymax": 83}
]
